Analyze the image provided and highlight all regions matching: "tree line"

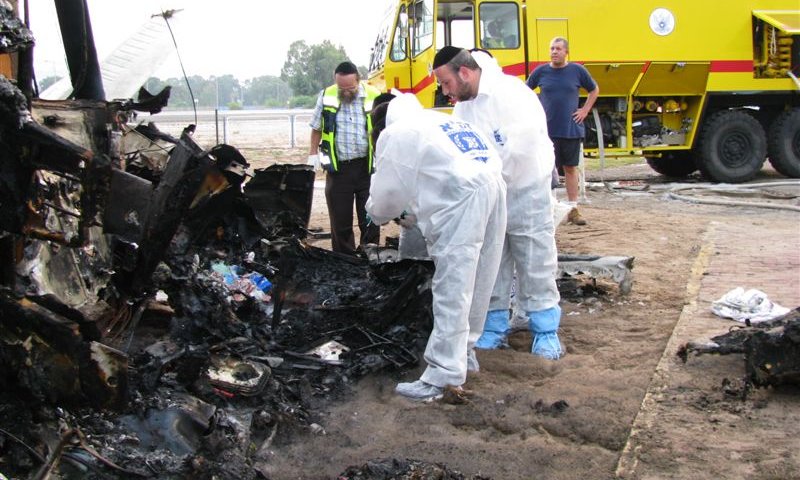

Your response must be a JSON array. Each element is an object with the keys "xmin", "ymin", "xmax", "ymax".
[{"xmin": 36, "ymin": 40, "xmax": 367, "ymax": 110}]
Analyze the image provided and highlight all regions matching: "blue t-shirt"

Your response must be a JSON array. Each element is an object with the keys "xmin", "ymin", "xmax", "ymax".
[{"xmin": 526, "ymin": 63, "xmax": 597, "ymax": 139}]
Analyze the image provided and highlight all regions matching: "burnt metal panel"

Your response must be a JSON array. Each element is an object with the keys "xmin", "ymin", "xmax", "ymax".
[
  {"xmin": 102, "ymin": 168, "xmax": 153, "ymax": 242},
  {"xmin": 130, "ymin": 132, "xmax": 206, "ymax": 292},
  {"xmin": 244, "ymin": 165, "xmax": 315, "ymax": 237},
  {"xmin": 0, "ymin": 289, "xmax": 128, "ymax": 409}
]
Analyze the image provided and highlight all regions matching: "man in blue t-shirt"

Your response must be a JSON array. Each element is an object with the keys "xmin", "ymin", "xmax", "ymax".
[{"xmin": 527, "ymin": 37, "xmax": 599, "ymax": 225}]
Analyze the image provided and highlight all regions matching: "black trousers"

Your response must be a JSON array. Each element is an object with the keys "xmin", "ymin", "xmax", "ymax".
[{"xmin": 324, "ymin": 157, "xmax": 380, "ymax": 254}]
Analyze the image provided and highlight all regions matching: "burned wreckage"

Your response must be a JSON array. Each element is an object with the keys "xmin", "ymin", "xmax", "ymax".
[
  {"xmin": 0, "ymin": 3, "xmax": 435, "ymax": 478},
  {"xmin": 679, "ymin": 308, "xmax": 800, "ymax": 390}
]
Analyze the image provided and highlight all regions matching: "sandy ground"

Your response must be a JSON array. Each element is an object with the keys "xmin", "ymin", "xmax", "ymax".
[{"xmin": 245, "ymin": 150, "xmax": 800, "ymax": 480}]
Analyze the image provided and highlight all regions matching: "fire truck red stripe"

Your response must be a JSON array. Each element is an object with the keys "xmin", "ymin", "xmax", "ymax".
[
  {"xmin": 408, "ymin": 59, "xmax": 753, "ymax": 93},
  {"xmin": 412, "ymin": 75, "xmax": 435, "ymax": 94},
  {"xmin": 709, "ymin": 60, "xmax": 753, "ymax": 72}
]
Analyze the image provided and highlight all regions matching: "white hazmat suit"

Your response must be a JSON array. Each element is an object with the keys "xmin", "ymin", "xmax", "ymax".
[
  {"xmin": 366, "ymin": 94, "xmax": 507, "ymax": 392},
  {"xmin": 452, "ymin": 52, "xmax": 562, "ymax": 358}
]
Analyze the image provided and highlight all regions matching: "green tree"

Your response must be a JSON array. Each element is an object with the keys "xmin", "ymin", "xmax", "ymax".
[
  {"xmin": 281, "ymin": 40, "xmax": 348, "ymax": 97},
  {"xmin": 172, "ymin": 75, "xmax": 208, "ymax": 109},
  {"xmin": 289, "ymin": 95, "xmax": 317, "ymax": 109},
  {"xmin": 214, "ymin": 74, "xmax": 241, "ymax": 108},
  {"xmin": 149, "ymin": 75, "xmax": 204, "ymax": 109},
  {"xmin": 143, "ymin": 76, "xmax": 190, "ymax": 109},
  {"xmin": 141, "ymin": 76, "xmax": 238, "ymax": 110},
  {"xmin": 244, "ymin": 75, "xmax": 291, "ymax": 108}
]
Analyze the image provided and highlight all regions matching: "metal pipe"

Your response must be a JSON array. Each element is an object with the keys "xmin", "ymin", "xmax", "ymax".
[
  {"xmin": 53, "ymin": 0, "xmax": 105, "ymax": 100},
  {"xmin": 789, "ymin": 71, "xmax": 800, "ymax": 91},
  {"xmin": 215, "ymin": 108, "xmax": 219, "ymax": 144},
  {"xmin": 290, "ymin": 114, "xmax": 296, "ymax": 148}
]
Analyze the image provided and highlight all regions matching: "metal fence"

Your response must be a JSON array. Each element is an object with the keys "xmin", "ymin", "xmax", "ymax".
[{"xmin": 136, "ymin": 109, "xmax": 314, "ymax": 150}]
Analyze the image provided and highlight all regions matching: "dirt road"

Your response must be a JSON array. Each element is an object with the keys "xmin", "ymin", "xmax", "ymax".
[{"xmin": 252, "ymin": 156, "xmax": 800, "ymax": 480}]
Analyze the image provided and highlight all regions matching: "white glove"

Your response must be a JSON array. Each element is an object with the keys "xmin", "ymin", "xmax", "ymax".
[
  {"xmin": 398, "ymin": 213, "xmax": 417, "ymax": 228},
  {"xmin": 307, "ymin": 154, "xmax": 321, "ymax": 171}
]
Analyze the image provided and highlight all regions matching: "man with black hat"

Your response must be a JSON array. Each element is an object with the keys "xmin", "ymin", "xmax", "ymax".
[
  {"xmin": 432, "ymin": 47, "xmax": 564, "ymax": 360},
  {"xmin": 366, "ymin": 92, "xmax": 506, "ymax": 400},
  {"xmin": 308, "ymin": 61, "xmax": 381, "ymax": 255}
]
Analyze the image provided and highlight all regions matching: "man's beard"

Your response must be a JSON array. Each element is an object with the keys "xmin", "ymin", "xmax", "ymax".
[
  {"xmin": 339, "ymin": 91, "xmax": 356, "ymax": 104},
  {"xmin": 454, "ymin": 77, "xmax": 474, "ymax": 102}
]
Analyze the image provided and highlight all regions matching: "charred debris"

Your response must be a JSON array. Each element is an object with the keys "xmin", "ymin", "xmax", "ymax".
[
  {"xmin": 338, "ymin": 458, "xmax": 491, "ymax": 479},
  {"xmin": 0, "ymin": 6, "xmax": 435, "ymax": 478},
  {"xmin": 679, "ymin": 308, "xmax": 800, "ymax": 390},
  {"xmin": 0, "ymin": 2, "xmax": 636, "ymax": 477},
  {"xmin": 0, "ymin": 78, "xmax": 435, "ymax": 478}
]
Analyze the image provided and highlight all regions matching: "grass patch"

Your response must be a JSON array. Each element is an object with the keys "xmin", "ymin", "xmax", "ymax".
[{"xmin": 583, "ymin": 155, "xmax": 645, "ymax": 171}]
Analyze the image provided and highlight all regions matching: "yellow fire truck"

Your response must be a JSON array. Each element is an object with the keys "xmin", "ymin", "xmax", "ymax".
[{"xmin": 367, "ymin": 1, "xmax": 799, "ymax": 183}]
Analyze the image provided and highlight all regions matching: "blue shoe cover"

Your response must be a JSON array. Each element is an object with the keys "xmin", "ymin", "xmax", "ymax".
[
  {"xmin": 532, "ymin": 331, "xmax": 563, "ymax": 360},
  {"xmin": 529, "ymin": 305, "xmax": 562, "ymax": 360},
  {"xmin": 476, "ymin": 309, "xmax": 510, "ymax": 349}
]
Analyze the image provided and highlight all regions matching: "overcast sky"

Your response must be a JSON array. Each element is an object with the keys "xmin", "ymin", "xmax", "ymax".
[{"xmin": 26, "ymin": 0, "xmax": 391, "ymax": 81}]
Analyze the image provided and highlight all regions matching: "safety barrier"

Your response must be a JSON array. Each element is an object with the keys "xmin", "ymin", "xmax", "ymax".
[{"xmin": 136, "ymin": 109, "xmax": 314, "ymax": 150}]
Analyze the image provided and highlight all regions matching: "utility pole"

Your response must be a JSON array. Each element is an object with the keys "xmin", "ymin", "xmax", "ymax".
[{"xmin": 215, "ymin": 77, "xmax": 219, "ymax": 109}]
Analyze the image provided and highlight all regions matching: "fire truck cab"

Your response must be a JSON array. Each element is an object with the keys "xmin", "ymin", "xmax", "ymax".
[{"xmin": 367, "ymin": 0, "xmax": 800, "ymax": 183}]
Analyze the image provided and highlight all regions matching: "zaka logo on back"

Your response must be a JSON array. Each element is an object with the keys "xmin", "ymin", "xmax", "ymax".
[{"xmin": 439, "ymin": 121, "xmax": 490, "ymax": 162}]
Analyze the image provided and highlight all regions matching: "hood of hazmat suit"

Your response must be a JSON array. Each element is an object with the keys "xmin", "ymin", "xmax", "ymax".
[
  {"xmin": 452, "ymin": 54, "xmax": 554, "ymax": 190},
  {"xmin": 365, "ymin": 93, "xmax": 504, "ymax": 242},
  {"xmin": 471, "ymin": 50, "xmax": 503, "ymax": 78},
  {"xmin": 385, "ymin": 91, "xmax": 424, "ymax": 126}
]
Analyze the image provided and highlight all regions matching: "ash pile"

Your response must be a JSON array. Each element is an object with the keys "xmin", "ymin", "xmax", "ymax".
[
  {"xmin": 679, "ymin": 307, "xmax": 800, "ymax": 390},
  {"xmin": 338, "ymin": 457, "xmax": 491, "ymax": 479},
  {"xmin": 0, "ymin": 74, "xmax": 434, "ymax": 479}
]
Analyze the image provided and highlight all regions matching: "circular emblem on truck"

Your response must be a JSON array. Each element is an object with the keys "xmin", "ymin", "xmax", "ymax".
[{"xmin": 649, "ymin": 8, "xmax": 675, "ymax": 36}]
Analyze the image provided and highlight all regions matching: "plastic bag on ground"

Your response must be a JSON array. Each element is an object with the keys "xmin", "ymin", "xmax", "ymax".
[
  {"xmin": 210, "ymin": 262, "xmax": 272, "ymax": 301},
  {"xmin": 711, "ymin": 287, "xmax": 790, "ymax": 323}
]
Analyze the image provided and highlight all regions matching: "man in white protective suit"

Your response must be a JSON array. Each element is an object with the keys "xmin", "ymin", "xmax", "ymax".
[
  {"xmin": 365, "ymin": 93, "xmax": 507, "ymax": 400},
  {"xmin": 433, "ymin": 46, "xmax": 563, "ymax": 360}
]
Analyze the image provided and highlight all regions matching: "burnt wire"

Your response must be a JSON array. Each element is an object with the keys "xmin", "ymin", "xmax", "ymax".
[
  {"xmin": 0, "ymin": 426, "xmax": 46, "ymax": 464},
  {"xmin": 61, "ymin": 451, "xmax": 114, "ymax": 479},
  {"xmin": 158, "ymin": 9, "xmax": 197, "ymax": 125},
  {"xmin": 32, "ymin": 429, "xmax": 76, "ymax": 480},
  {"xmin": 121, "ymin": 123, "xmax": 174, "ymax": 155}
]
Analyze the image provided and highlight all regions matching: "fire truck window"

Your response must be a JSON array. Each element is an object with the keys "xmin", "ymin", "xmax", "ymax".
[
  {"xmin": 435, "ymin": 3, "xmax": 475, "ymax": 51},
  {"xmin": 479, "ymin": 3, "xmax": 519, "ymax": 49},
  {"xmin": 370, "ymin": 3, "xmax": 399, "ymax": 71},
  {"xmin": 390, "ymin": 5, "xmax": 407, "ymax": 62},
  {"xmin": 450, "ymin": 18, "xmax": 475, "ymax": 49},
  {"xmin": 411, "ymin": 0, "xmax": 434, "ymax": 57},
  {"xmin": 436, "ymin": 20, "xmax": 475, "ymax": 50}
]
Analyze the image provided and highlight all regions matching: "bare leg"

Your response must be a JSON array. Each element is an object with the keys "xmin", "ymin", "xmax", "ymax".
[{"xmin": 563, "ymin": 165, "xmax": 580, "ymax": 203}]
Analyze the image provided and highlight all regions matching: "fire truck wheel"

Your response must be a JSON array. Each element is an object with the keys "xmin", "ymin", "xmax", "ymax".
[
  {"xmin": 767, "ymin": 108, "xmax": 800, "ymax": 178},
  {"xmin": 697, "ymin": 110, "xmax": 766, "ymax": 183},
  {"xmin": 645, "ymin": 151, "xmax": 697, "ymax": 178}
]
